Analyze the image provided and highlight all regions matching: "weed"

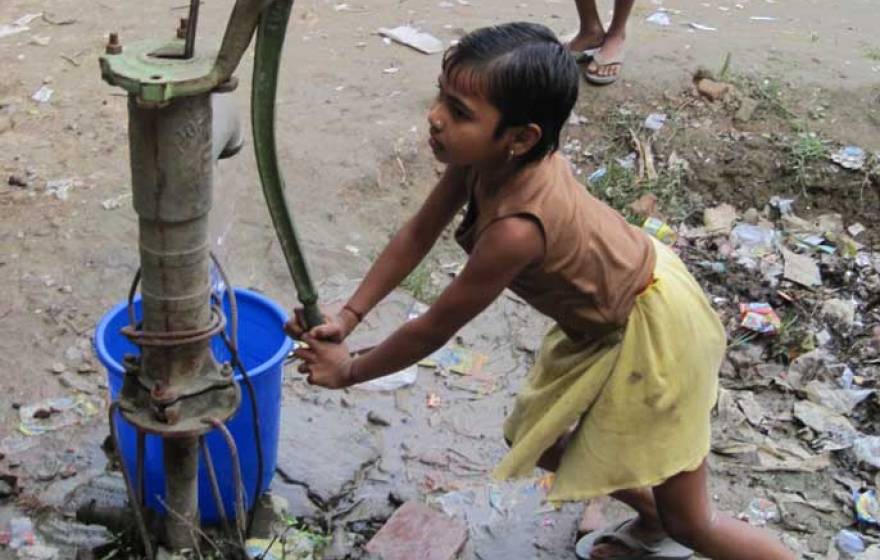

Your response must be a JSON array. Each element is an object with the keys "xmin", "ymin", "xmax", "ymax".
[
  {"xmin": 866, "ymin": 47, "xmax": 880, "ymax": 62},
  {"xmin": 401, "ymin": 262, "xmax": 437, "ymax": 303},
  {"xmin": 589, "ymin": 159, "xmax": 691, "ymax": 224},
  {"xmin": 786, "ymin": 132, "xmax": 827, "ymax": 192}
]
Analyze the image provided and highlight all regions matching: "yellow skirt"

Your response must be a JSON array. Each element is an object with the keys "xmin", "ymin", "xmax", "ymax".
[{"xmin": 494, "ymin": 239, "xmax": 726, "ymax": 502}]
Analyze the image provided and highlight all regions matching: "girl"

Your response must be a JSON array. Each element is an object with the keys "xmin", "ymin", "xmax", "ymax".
[{"xmin": 289, "ymin": 22, "xmax": 793, "ymax": 560}]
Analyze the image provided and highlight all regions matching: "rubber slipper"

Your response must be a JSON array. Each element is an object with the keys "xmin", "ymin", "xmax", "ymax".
[
  {"xmin": 584, "ymin": 51, "xmax": 624, "ymax": 86},
  {"xmin": 574, "ymin": 519, "xmax": 693, "ymax": 560},
  {"xmin": 571, "ymin": 45, "xmax": 603, "ymax": 63}
]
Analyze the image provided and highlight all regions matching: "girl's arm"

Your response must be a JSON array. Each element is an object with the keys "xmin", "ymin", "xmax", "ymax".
[
  {"xmin": 286, "ymin": 165, "xmax": 470, "ymax": 340},
  {"xmin": 296, "ymin": 215, "xmax": 545, "ymax": 388}
]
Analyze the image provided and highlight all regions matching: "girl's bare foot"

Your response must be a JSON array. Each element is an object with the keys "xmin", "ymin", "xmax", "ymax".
[
  {"xmin": 585, "ymin": 33, "xmax": 625, "ymax": 81},
  {"xmin": 567, "ymin": 28, "xmax": 605, "ymax": 54}
]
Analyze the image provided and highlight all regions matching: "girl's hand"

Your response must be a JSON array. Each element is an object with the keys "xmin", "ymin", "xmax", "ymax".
[
  {"xmin": 293, "ymin": 333, "xmax": 355, "ymax": 389},
  {"xmin": 284, "ymin": 304, "xmax": 360, "ymax": 343}
]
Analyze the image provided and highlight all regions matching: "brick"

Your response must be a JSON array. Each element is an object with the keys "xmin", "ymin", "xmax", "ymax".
[{"xmin": 365, "ymin": 501, "xmax": 467, "ymax": 560}]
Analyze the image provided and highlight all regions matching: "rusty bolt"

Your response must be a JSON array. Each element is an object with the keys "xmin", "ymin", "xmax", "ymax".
[
  {"xmin": 105, "ymin": 32, "xmax": 122, "ymax": 55},
  {"xmin": 162, "ymin": 402, "xmax": 182, "ymax": 425},
  {"xmin": 177, "ymin": 18, "xmax": 189, "ymax": 39}
]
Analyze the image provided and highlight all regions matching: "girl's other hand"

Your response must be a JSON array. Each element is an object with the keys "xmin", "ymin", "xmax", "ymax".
[
  {"xmin": 294, "ymin": 334, "xmax": 355, "ymax": 389},
  {"xmin": 284, "ymin": 303, "xmax": 359, "ymax": 343}
]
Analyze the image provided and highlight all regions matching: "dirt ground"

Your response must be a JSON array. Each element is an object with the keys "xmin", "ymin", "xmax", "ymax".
[{"xmin": 1, "ymin": 0, "xmax": 879, "ymax": 558}]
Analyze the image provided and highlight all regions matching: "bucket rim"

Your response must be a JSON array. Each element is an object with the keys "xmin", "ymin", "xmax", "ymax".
[{"xmin": 94, "ymin": 288, "xmax": 294, "ymax": 382}]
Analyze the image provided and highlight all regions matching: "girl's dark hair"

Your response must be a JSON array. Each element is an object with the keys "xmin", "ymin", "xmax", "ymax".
[{"xmin": 442, "ymin": 22, "xmax": 579, "ymax": 165}]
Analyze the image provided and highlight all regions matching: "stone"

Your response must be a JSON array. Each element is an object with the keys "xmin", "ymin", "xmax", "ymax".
[
  {"xmin": 269, "ymin": 482, "xmax": 320, "ymax": 520},
  {"xmin": 727, "ymin": 344, "xmax": 764, "ymax": 371},
  {"xmin": 365, "ymin": 501, "xmax": 467, "ymax": 560},
  {"xmin": 249, "ymin": 494, "xmax": 290, "ymax": 539},
  {"xmin": 628, "ymin": 193, "xmax": 658, "ymax": 219},
  {"xmin": 696, "ymin": 78, "xmax": 731, "ymax": 102},
  {"xmin": 50, "ymin": 363, "xmax": 65, "ymax": 375},
  {"xmin": 821, "ymin": 298, "xmax": 855, "ymax": 330},
  {"xmin": 734, "ymin": 97, "xmax": 760, "ymax": 123},
  {"xmin": 782, "ymin": 248, "xmax": 821, "ymax": 288},
  {"xmin": 367, "ymin": 410, "xmax": 391, "ymax": 427}
]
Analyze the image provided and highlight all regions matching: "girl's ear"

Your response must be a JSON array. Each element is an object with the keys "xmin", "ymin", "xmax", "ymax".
[{"xmin": 508, "ymin": 124, "xmax": 543, "ymax": 159}]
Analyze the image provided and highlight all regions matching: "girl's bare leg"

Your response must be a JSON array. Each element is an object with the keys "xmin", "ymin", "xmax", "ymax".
[{"xmin": 568, "ymin": 0, "xmax": 606, "ymax": 52}]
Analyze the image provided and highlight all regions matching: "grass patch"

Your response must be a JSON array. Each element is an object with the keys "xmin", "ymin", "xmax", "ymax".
[
  {"xmin": 786, "ymin": 132, "xmax": 827, "ymax": 191},
  {"xmin": 866, "ymin": 47, "xmax": 880, "ymax": 62},
  {"xmin": 589, "ymin": 160, "xmax": 691, "ymax": 225},
  {"xmin": 400, "ymin": 262, "xmax": 437, "ymax": 303}
]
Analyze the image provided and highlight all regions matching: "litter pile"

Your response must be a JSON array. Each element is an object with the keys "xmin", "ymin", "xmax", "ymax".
[{"xmin": 561, "ymin": 76, "xmax": 880, "ymax": 555}]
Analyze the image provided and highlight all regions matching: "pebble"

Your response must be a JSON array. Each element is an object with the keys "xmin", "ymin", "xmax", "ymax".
[
  {"xmin": 366, "ymin": 410, "xmax": 391, "ymax": 427},
  {"xmin": 50, "ymin": 363, "xmax": 65, "ymax": 375}
]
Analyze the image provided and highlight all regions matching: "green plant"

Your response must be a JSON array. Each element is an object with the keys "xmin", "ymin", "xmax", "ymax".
[
  {"xmin": 787, "ymin": 132, "xmax": 827, "ymax": 191},
  {"xmin": 401, "ymin": 262, "xmax": 436, "ymax": 303},
  {"xmin": 866, "ymin": 47, "xmax": 880, "ymax": 62}
]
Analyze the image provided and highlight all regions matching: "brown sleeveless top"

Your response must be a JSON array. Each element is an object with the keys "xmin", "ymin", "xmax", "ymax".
[{"xmin": 455, "ymin": 154, "xmax": 656, "ymax": 341}]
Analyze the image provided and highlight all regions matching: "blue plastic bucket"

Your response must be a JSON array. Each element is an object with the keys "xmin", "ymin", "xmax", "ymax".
[{"xmin": 94, "ymin": 288, "xmax": 293, "ymax": 525}]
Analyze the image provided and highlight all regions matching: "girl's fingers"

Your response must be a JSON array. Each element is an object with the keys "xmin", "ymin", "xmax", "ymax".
[
  {"xmin": 298, "ymin": 363, "xmax": 310, "ymax": 374},
  {"xmin": 294, "ymin": 348, "xmax": 317, "ymax": 362}
]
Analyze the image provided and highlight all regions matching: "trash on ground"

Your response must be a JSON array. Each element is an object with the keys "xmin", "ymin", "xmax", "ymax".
[
  {"xmin": 854, "ymin": 489, "xmax": 879, "ymax": 526},
  {"xmin": 378, "ymin": 25, "xmax": 444, "ymax": 54},
  {"xmin": 45, "ymin": 179, "xmax": 77, "ymax": 201},
  {"xmin": 852, "ymin": 436, "xmax": 880, "ymax": 469},
  {"xmin": 703, "ymin": 203, "xmax": 738, "ymax": 235},
  {"xmin": 688, "ymin": 22, "xmax": 718, "ymax": 32},
  {"xmin": 420, "ymin": 346, "xmax": 488, "ymax": 376},
  {"xmin": 831, "ymin": 146, "xmax": 867, "ymax": 170},
  {"xmin": 739, "ymin": 302, "xmax": 781, "ymax": 335},
  {"xmin": 31, "ymin": 86, "xmax": 54, "ymax": 104},
  {"xmin": 782, "ymin": 248, "xmax": 822, "ymax": 288},
  {"xmin": 644, "ymin": 112, "xmax": 667, "ymax": 131},
  {"xmin": 642, "ymin": 217, "xmax": 677, "ymax": 245},
  {"xmin": 1, "ymin": 517, "xmax": 36, "ymax": 549},
  {"xmin": 836, "ymin": 529, "xmax": 866, "ymax": 556},
  {"xmin": 101, "ymin": 193, "xmax": 130, "ymax": 210},
  {"xmin": 18, "ymin": 395, "xmax": 100, "ymax": 436},
  {"xmin": 587, "ymin": 167, "xmax": 607, "ymax": 185},
  {"xmin": 0, "ymin": 13, "xmax": 42, "ymax": 39},
  {"xmin": 646, "ymin": 11, "xmax": 671, "ymax": 26},
  {"xmin": 792, "ymin": 400, "xmax": 858, "ymax": 451},
  {"xmin": 739, "ymin": 497, "xmax": 779, "ymax": 526},
  {"xmin": 805, "ymin": 380, "xmax": 873, "ymax": 415},
  {"xmin": 730, "ymin": 223, "xmax": 777, "ymax": 256}
]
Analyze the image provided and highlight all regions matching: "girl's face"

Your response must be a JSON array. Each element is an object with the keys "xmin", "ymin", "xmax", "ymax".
[{"xmin": 426, "ymin": 71, "xmax": 511, "ymax": 168}]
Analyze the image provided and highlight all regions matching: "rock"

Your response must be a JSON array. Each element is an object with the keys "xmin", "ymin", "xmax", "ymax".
[
  {"xmin": 821, "ymin": 298, "xmax": 855, "ymax": 330},
  {"xmin": 63, "ymin": 346, "xmax": 84, "ymax": 363},
  {"xmin": 50, "ymin": 363, "xmax": 65, "ymax": 375},
  {"xmin": 793, "ymin": 400, "xmax": 857, "ymax": 451},
  {"xmin": 367, "ymin": 410, "xmax": 391, "ymax": 427},
  {"xmin": 249, "ymin": 494, "xmax": 290, "ymax": 539},
  {"xmin": 269, "ymin": 481, "xmax": 320, "ymax": 520},
  {"xmin": 365, "ymin": 501, "xmax": 467, "ymax": 560},
  {"xmin": 781, "ymin": 214, "xmax": 814, "ymax": 234},
  {"xmin": 36, "ymin": 518, "xmax": 114, "ymax": 551},
  {"xmin": 782, "ymin": 248, "xmax": 821, "ymax": 288},
  {"xmin": 696, "ymin": 78, "xmax": 731, "ymax": 102},
  {"xmin": 727, "ymin": 344, "xmax": 764, "ymax": 371},
  {"xmin": 628, "ymin": 193, "xmax": 658, "ymax": 219},
  {"xmin": 816, "ymin": 213, "xmax": 845, "ymax": 235},
  {"xmin": 787, "ymin": 349, "xmax": 834, "ymax": 389},
  {"xmin": 734, "ymin": 97, "xmax": 760, "ymax": 123},
  {"xmin": 8, "ymin": 174, "xmax": 28, "ymax": 188}
]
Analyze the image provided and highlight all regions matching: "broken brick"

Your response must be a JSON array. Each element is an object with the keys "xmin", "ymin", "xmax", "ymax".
[{"xmin": 365, "ymin": 501, "xmax": 467, "ymax": 560}]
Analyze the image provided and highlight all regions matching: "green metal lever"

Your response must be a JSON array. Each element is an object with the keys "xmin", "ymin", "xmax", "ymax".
[{"xmin": 252, "ymin": 0, "xmax": 324, "ymax": 330}]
